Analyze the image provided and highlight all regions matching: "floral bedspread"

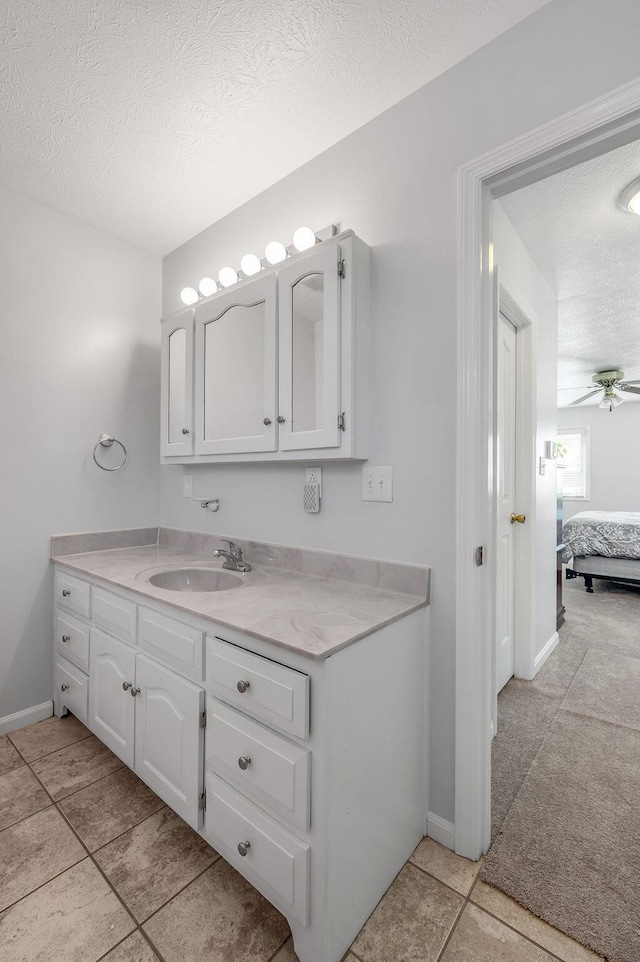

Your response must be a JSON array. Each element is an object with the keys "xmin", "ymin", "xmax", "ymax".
[{"xmin": 562, "ymin": 511, "xmax": 640, "ymax": 564}]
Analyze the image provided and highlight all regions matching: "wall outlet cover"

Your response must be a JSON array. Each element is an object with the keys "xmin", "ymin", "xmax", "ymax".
[
  {"xmin": 183, "ymin": 474, "xmax": 193, "ymax": 498},
  {"xmin": 305, "ymin": 466, "xmax": 323, "ymax": 497},
  {"xmin": 362, "ymin": 466, "xmax": 393, "ymax": 502}
]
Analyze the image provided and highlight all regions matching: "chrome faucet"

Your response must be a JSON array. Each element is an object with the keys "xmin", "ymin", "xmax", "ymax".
[{"xmin": 213, "ymin": 540, "xmax": 251, "ymax": 572}]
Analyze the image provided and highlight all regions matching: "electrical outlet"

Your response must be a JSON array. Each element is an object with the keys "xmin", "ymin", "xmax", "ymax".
[
  {"xmin": 362, "ymin": 466, "xmax": 393, "ymax": 502},
  {"xmin": 183, "ymin": 474, "xmax": 193, "ymax": 498},
  {"xmin": 306, "ymin": 466, "xmax": 323, "ymax": 498}
]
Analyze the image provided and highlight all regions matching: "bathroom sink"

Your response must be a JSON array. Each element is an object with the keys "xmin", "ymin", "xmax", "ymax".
[{"xmin": 147, "ymin": 567, "xmax": 244, "ymax": 592}]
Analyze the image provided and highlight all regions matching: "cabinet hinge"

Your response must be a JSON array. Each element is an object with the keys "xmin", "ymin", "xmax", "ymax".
[
  {"xmin": 199, "ymin": 792, "xmax": 206, "ymax": 811},
  {"xmin": 199, "ymin": 710, "xmax": 207, "ymax": 728},
  {"xmin": 338, "ymin": 411, "xmax": 346, "ymax": 432},
  {"xmin": 338, "ymin": 258, "xmax": 346, "ymax": 278}
]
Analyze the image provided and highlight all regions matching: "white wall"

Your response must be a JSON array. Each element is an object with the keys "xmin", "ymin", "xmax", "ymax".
[
  {"xmin": 493, "ymin": 204, "xmax": 558, "ymax": 661},
  {"xmin": 0, "ymin": 186, "xmax": 161, "ymax": 722},
  {"xmin": 161, "ymin": 0, "xmax": 640, "ymax": 826},
  {"xmin": 558, "ymin": 402, "xmax": 640, "ymax": 520}
]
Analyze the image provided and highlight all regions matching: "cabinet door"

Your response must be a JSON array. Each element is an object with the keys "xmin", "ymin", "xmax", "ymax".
[
  {"xmin": 161, "ymin": 310, "xmax": 194, "ymax": 457},
  {"xmin": 89, "ymin": 628, "xmax": 136, "ymax": 767},
  {"xmin": 194, "ymin": 275, "xmax": 277, "ymax": 455},
  {"xmin": 277, "ymin": 243, "xmax": 342, "ymax": 450},
  {"xmin": 134, "ymin": 653, "xmax": 204, "ymax": 830}
]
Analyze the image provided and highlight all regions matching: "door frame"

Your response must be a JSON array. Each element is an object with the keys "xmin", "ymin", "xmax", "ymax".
[
  {"xmin": 491, "ymin": 277, "xmax": 537, "ymax": 730},
  {"xmin": 455, "ymin": 77, "xmax": 640, "ymax": 859}
]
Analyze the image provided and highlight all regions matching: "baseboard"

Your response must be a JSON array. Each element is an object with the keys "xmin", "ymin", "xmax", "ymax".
[
  {"xmin": 427, "ymin": 811, "xmax": 455, "ymax": 851},
  {"xmin": 534, "ymin": 632, "xmax": 559, "ymax": 672},
  {"xmin": 0, "ymin": 701, "xmax": 53, "ymax": 736}
]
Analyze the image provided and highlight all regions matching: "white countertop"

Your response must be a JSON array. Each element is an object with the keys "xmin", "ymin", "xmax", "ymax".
[{"xmin": 52, "ymin": 542, "xmax": 428, "ymax": 660}]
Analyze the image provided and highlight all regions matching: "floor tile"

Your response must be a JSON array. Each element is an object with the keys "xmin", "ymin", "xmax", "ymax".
[
  {"xmin": 0, "ymin": 736, "xmax": 22, "ymax": 775},
  {"xmin": 471, "ymin": 881, "xmax": 603, "ymax": 961},
  {"xmin": 95, "ymin": 806, "xmax": 218, "ymax": 921},
  {"xmin": 0, "ymin": 858, "xmax": 134, "ymax": 962},
  {"xmin": 101, "ymin": 930, "xmax": 161, "ymax": 961},
  {"xmin": 7, "ymin": 713, "xmax": 91, "ymax": 762},
  {"xmin": 143, "ymin": 857, "xmax": 289, "ymax": 962},
  {"xmin": 0, "ymin": 765, "xmax": 50, "ymax": 831},
  {"xmin": 271, "ymin": 939, "xmax": 299, "ymax": 961},
  {"xmin": 440, "ymin": 903, "xmax": 555, "ymax": 961},
  {"xmin": 30, "ymin": 734, "xmax": 123, "ymax": 800},
  {"xmin": 59, "ymin": 767, "xmax": 164, "ymax": 851},
  {"xmin": 0, "ymin": 806, "xmax": 86, "ymax": 912},
  {"xmin": 351, "ymin": 863, "xmax": 463, "ymax": 962},
  {"xmin": 410, "ymin": 837, "xmax": 482, "ymax": 895}
]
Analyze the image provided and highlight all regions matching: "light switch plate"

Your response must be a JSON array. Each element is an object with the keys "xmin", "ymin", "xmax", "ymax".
[{"xmin": 362, "ymin": 466, "xmax": 393, "ymax": 502}]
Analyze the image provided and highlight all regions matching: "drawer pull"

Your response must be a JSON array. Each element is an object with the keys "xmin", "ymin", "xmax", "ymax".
[
  {"xmin": 130, "ymin": 687, "xmax": 141, "ymax": 697},
  {"xmin": 122, "ymin": 681, "xmax": 132, "ymax": 691},
  {"xmin": 238, "ymin": 755, "xmax": 251, "ymax": 771},
  {"xmin": 237, "ymin": 840, "xmax": 251, "ymax": 857},
  {"xmin": 60, "ymin": 684, "xmax": 69, "ymax": 692},
  {"xmin": 62, "ymin": 589, "xmax": 71, "ymax": 597},
  {"xmin": 236, "ymin": 679, "xmax": 250, "ymax": 694},
  {"xmin": 61, "ymin": 634, "xmax": 71, "ymax": 643}
]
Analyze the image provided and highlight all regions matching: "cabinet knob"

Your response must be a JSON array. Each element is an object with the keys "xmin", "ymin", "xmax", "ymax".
[
  {"xmin": 122, "ymin": 681, "xmax": 132, "ymax": 691},
  {"xmin": 276, "ymin": 415, "xmax": 285, "ymax": 424},
  {"xmin": 130, "ymin": 687, "xmax": 141, "ymax": 697},
  {"xmin": 62, "ymin": 589, "xmax": 71, "ymax": 597},
  {"xmin": 61, "ymin": 635, "xmax": 71, "ymax": 643},
  {"xmin": 60, "ymin": 684, "xmax": 69, "ymax": 692},
  {"xmin": 236, "ymin": 679, "xmax": 250, "ymax": 694},
  {"xmin": 181, "ymin": 428, "xmax": 190, "ymax": 435},
  {"xmin": 263, "ymin": 417, "xmax": 272, "ymax": 426},
  {"xmin": 237, "ymin": 840, "xmax": 251, "ymax": 857},
  {"xmin": 238, "ymin": 755, "xmax": 251, "ymax": 771}
]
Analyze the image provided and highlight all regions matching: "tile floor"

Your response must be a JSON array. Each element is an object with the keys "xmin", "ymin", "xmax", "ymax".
[{"xmin": 0, "ymin": 714, "xmax": 602, "ymax": 962}]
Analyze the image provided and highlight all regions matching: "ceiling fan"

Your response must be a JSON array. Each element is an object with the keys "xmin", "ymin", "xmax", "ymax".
[{"xmin": 569, "ymin": 370, "xmax": 640, "ymax": 411}]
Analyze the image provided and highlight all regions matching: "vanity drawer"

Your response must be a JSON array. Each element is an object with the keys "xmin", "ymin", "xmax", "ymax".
[
  {"xmin": 54, "ymin": 570, "xmax": 91, "ymax": 618},
  {"xmin": 55, "ymin": 609, "xmax": 90, "ymax": 673},
  {"xmin": 206, "ymin": 637, "xmax": 309, "ymax": 739},
  {"xmin": 55, "ymin": 657, "xmax": 89, "ymax": 723},
  {"xmin": 205, "ymin": 772, "xmax": 309, "ymax": 925},
  {"xmin": 93, "ymin": 586, "xmax": 137, "ymax": 645},
  {"xmin": 206, "ymin": 699, "xmax": 310, "ymax": 831},
  {"xmin": 139, "ymin": 607, "xmax": 204, "ymax": 682}
]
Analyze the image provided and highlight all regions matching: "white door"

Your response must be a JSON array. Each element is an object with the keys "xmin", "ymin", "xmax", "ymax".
[
  {"xmin": 495, "ymin": 313, "xmax": 518, "ymax": 693},
  {"xmin": 134, "ymin": 653, "xmax": 204, "ymax": 830},
  {"xmin": 89, "ymin": 628, "xmax": 136, "ymax": 766},
  {"xmin": 277, "ymin": 242, "xmax": 342, "ymax": 451}
]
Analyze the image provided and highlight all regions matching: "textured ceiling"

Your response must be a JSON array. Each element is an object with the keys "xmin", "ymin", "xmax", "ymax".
[
  {"xmin": 0, "ymin": 0, "xmax": 549, "ymax": 254},
  {"xmin": 499, "ymin": 140, "xmax": 640, "ymax": 407}
]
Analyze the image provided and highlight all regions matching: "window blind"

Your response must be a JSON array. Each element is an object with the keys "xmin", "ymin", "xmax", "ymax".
[{"xmin": 558, "ymin": 428, "xmax": 588, "ymax": 498}]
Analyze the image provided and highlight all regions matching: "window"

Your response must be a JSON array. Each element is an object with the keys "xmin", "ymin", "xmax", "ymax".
[{"xmin": 557, "ymin": 427, "xmax": 590, "ymax": 500}]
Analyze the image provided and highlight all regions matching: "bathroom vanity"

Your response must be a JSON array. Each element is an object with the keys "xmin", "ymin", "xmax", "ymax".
[{"xmin": 51, "ymin": 529, "xmax": 429, "ymax": 962}]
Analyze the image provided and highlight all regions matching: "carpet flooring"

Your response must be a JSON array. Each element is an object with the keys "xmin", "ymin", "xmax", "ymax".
[{"xmin": 481, "ymin": 575, "xmax": 640, "ymax": 962}]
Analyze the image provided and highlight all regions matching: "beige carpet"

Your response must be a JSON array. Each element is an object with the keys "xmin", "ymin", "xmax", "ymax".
[{"xmin": 481, "ymin": 576, "xmax": 640, "ymax": 962}]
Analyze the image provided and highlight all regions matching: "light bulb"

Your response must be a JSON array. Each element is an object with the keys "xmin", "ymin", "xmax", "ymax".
[
  {"xmin": 628, "ymin": 191, "xmax": 640, "ymax": 215},
  {"xmin": 218, "ymin": 267, "xmax": 239, "ymax": 288},
  {"xmin": 180, "ymin": 287, "xmax": 199, "ymax": 306},
  {"xmin": 241, "ymin": 254, "xmax": 262, "ymax": 276},
  {"xmin": 198, "ymin": 277, "xmax": 217, "ymax": 297},
  {"xmin": 293, "ymin": 226, "xmax": 316, "ymax": 252},
  {"xmin": 619, "ymin": 176, "xmax": 640, "ymax": 215},
  {"xmin": 265, "ymin": 241, "xmax": 287, "ymax": 265}
]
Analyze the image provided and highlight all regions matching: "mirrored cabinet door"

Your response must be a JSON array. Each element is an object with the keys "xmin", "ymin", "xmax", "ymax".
[
  {"xmin": 277, "ymin": 243, "xmax": 341, "ymax": 451},
  {"xmin": 161, "ymin": 310, "xmax": 194, "ymax": 458},
  {"xmin": 194, "ymin": 275, "xmax": 277, "ymax": 455}
]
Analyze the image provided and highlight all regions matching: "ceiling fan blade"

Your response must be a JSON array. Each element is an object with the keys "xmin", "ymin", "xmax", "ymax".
[
  {"xmin": 621, "ymin": 379, "xmax": 640, "ymax": 385},
  {"xmin": 620, "ymin": 385, "xmax": 640, "ymax": 395},
  {"xmin": 569, "ymin": 389, "xmax": 601, "ymax": 405}
]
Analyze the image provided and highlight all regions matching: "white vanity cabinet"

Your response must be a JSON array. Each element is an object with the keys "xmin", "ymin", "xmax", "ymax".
[
  {"xmin": 160, "ymin": 308, "xmax": 194, "ymax": 458},
  {"xmin": 54, "ymin": 573, "xmax": 206, "ymax": 831},
  {"xmin": 160, "ymin": 230, "xmax": 370, "ymax": 463}
]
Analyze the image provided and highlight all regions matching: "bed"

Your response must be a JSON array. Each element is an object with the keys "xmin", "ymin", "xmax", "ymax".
[{"xmin": 562, "ymin": 511, "xmax": 640, "ymax": 592}]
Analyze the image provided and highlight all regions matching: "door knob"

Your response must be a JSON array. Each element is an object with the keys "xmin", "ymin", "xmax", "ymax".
[
  {"xmin": 238, "ymin": 840, "xmax": 251, "ymax": 857},
  {"xmin": 60, "ymin": 684, "xmax": 69, "ymax": 692},
  {"xmin": 61, "ymin": 635, "xmax": 71, "ymax": 643},
  {"xmin": 238, "ymin": 756, "xmax": 251, "ymax": 771},
  {"xmin": 510, "ymin": 513, "xmax": 526, "ymax": 525},
  {"xmin": 122, "ymin": 681, "xmax": 132, "ymax": 691},
  {"xmin": 236, "ymin": 680, "xmax": 250, "ymax": 694},
  {"xmin": 130, "ymin": 687, "xmax": 141, "ymax": 697}
]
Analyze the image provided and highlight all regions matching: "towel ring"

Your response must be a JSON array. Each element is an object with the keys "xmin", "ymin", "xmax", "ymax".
[{"xmin": 93, "ymin": 434, "xmax": 128, "ymax": 472}]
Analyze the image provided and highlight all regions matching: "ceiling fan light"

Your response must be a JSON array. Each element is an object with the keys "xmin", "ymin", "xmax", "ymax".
[{"xmin": 619, "ymin": 176, "xmax": 640, "ymax": 215}]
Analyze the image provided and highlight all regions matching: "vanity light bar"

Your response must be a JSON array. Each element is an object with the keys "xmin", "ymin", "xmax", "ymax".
[{"xmin": 180, "ymin": 225, "xmax": 337, "ymax": 305}]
